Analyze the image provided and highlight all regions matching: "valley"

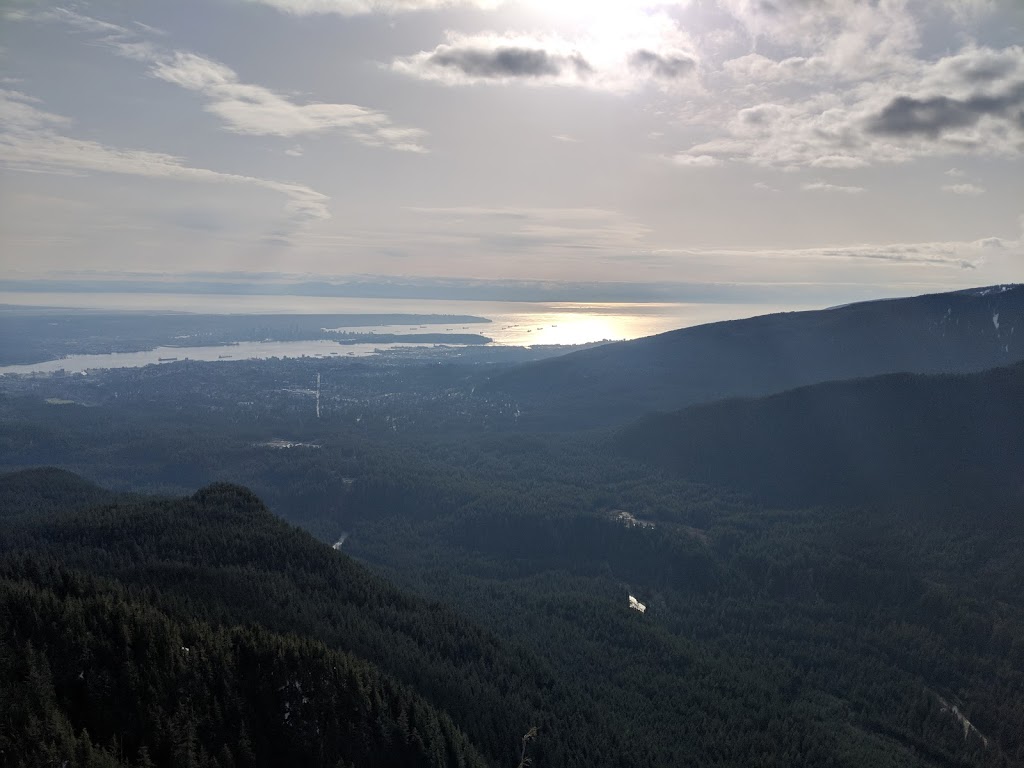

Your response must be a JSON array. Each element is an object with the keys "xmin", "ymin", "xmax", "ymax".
[
  {"xmin": 3, "ymin": 286, "xmax": 1023, "ymax": 767},
  {"xmin": 7, "ymin": 1, "xmax": 1023, "ymax": 763}
]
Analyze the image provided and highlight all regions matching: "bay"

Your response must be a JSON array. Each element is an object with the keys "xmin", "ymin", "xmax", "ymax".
[{"xmin": 0, "ymin": 292, "xmax": 822, "ymax": 374}]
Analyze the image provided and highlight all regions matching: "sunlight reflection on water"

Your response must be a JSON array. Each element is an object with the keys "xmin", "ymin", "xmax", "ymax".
[{"xmin": 0, "ymin": 292, "xmax": 823, "ymax": 373}]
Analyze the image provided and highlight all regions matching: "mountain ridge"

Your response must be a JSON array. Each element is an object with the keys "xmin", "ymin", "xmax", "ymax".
[
  {"xmin": 482, "ymin": 284, "xmax": 1024, "ymax": 429},
  {"xmin": 0, "ymin": 469, "xmax": 634, "ymax": 768},
  {"xmin": 616, "ymin": 360, "xmax": 1024, "ymax": 512}
]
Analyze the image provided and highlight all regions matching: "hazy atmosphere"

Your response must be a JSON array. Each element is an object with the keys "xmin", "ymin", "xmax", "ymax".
[
  {"xmin": 2, "ymin": 0, "xmax": 1022, "ymax": 306},
  {"xmin": 6, "ymin": 5, "xmax": 1024, "ymax": 767}
]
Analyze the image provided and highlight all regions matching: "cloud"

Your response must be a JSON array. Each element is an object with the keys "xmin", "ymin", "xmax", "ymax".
[
  {"xmin": 867, "ymin": 84, "xmax": 1024, "ymax": 138},
  {"xmin": 677, "ymin": 42, "xmax": 1024, "ymax": 169},
  {"xmin": 417, "ymin": 44, "xmax": 593, "ymax": 80},
  {"xmin": 655, "ymin": 233, "xmax": 1021, "ymax": 272},
  {"xmin": 393, "ymin": 11, "xmax": 700, "ymax": 92},
  {"xmin": 240, "ymin": 0, "xmax": 499, "ymax": 15},
  {"xmin": 393, "ymin": 33, "xmax": 606, "ymax": 87},
  {"xmin": 628, "ymin": 49, "xmax": 696, "ymax": 80},
  {"xmin": 676, "ymin": 0, "xmax": 1024, "ymax": 170},
  {"xmin": 718, "ymin": 0, "xmax": 920, "ymax": 81},
  {"xmin": 809, "ymin": 155, "xmax": 869, "ymax": 169},
  {"xmin": 0, "ymin": 90, "xmax": 330, "ymax": 223},
  {"xmin": 149, "ymin": 51, "xmax": 426, "ymax": 150},
  {"xmin": 11, "ymin": 8, "xmax": 426, "ymax": 152},
  {"xmin": 860, "ymin": 44, "xmax": 1024, "ymax": 150},
  {"xmin": 406, "ymin": 205, "xmax": 650, "ymax": 253},
  {"xmin": 12, "ymin": 6, "xmax": 129, "ymax": 35},
  {"xmin": 670, "ymin": 153, "xmax": 721, "ymax": 167},
  {"xmin": 938, "ymin": 0, "xmax": 999, "ymax": 21},
  {"xmin": 803, "ymin": 181, "xmax": 865, "ymax": 194},
  {"xmin": 942, "ymin": 183, "xmax": 985, "ymax": 196},
  {"xmin": 0, "ymin": 88, "xmax": 68, "ymax": 129},
  {"xmin": 240, "ymin": 0, "xmax": 687, "ymax": 17}
]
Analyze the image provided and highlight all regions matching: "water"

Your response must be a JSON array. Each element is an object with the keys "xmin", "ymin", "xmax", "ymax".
[
  {"xmin": 0, "ymin": 341, "xmax": 433, "ymax": 375},
  {"xmin": 0, "ymin": 292, "xmax": 822, "ymax": 374}
]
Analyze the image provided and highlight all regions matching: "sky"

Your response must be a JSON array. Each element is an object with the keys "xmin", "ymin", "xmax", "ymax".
[{"xmin": 1, "ymin": 0, "xmax": 1023, "ymax": 305}]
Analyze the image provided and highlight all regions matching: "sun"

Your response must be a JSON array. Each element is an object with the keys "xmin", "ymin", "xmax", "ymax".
[
  {"xmin": 515, "ymin": 0, "xmax": 691, "ymax": 70},
  {"xmin": 519, "ymin": 0, "xmax": 682, "ymax": 26},
  {"xmin": 526, "ymin": 0, "xmax": 639, "ymax": 22}
]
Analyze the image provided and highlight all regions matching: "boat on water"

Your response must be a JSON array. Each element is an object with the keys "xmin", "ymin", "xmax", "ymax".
[
  {"xmin": 218, "ymin": 354, "xmax": 233, "ymax": 359},
  {"xmin": 157, "ymin": 357, "xmax": 178, "ymax": 362}
]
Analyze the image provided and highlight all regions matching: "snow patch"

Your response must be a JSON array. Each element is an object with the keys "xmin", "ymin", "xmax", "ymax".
[
  {"xmin": 256, "ymin": 440, "xmax": 320, "ymax": 449},
  {"xmin": 279, "ymin": 679, "xmax": 306, "ymax": 726},
  {"xmin": 612, "ymin": 510, "xmax": 655, "ymax": 529},
  {"xmin": 936, "ymin": 694, "xmax": 989, "ymax": 747},
  {"xmin": 629, "ymin": 595, "xmax": 646, "ymax": 613},
  {"xmin": 973, "ymin": 284, "xmax": 1015, "ymax": 296},
  {"xmin": 992, "ymin": 313, "xmax": 1000, "ymax": 331},
  {"xmin": 332, "ymin": 533, "xmax": 348, "ymax": 550}
]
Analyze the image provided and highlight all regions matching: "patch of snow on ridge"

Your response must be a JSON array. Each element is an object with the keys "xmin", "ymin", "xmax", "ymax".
[
  {"xmin": 612, "ymin": 509, "xmax": 655, "ymax": 529},
  {"xmin": 993, "ymin": 313, "xmax": 1000, "ymax": 331},
  {"xmin": 629, "ymin": 595, "xmax": 646, "ymax": 613},
  {"xmin": 973, "ymin": 284, "xmax": 1017, "ymax": 296},
  {"xmin": 935, "ymin": 693, "xmax": 989, "ymax": 747}
]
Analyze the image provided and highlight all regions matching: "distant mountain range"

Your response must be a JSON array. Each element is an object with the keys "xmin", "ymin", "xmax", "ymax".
[
  {"xmin": 617, "ymin": 360, "xmax": 1024, "ymax": 511},
  {"xmin": 483, "ymin": 284, "xmax": 1024, "ymax": 428}
]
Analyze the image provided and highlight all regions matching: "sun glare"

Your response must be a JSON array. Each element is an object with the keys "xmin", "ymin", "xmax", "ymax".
[
  {"xmin": 525, "ymin": 0, "xmax": 643, "ymax": 25},
  {"xmin": 516, "ymin": 0, "xmax": 692, "ymax": 75}
]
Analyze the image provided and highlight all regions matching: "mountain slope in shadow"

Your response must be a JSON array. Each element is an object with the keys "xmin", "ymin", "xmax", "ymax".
[
  {"xmin": 617, "ymin": 361, "xmax": 1024, "ymax": 512},
  {"xmin": 484, "ymin": 284, "xmax": 1024, "ymax": 429}
]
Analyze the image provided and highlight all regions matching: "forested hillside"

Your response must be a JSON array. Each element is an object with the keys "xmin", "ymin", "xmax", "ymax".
[
  {"xmin": 3, "ymin": 451, "xmax": 1023, "ymax": 766},
  {"xmin": 483, "ymin": 285, "xmax": 1024, "ymax": 428},
  {"xmin": 2, "ymin": 569, "xmax": 487, "ymax": 768},
  {"xmin": 3, "ymin": 285, "xmax": 1024, "ymax": 767},
  {"xmin": 618, "ymin": 361, "xmax": 1024, "ymax": 509},
  {"xmin": 0, "ymin": 471, "xmax": 561, "ymax": 768}
]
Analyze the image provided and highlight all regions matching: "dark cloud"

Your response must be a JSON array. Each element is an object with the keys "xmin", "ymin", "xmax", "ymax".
[
  {"xmin": 427, "ymin": 46, "xmax": 592, "ymax": 79},
  {"xmin": 868, "ymin": 82, "xmax": 1024, "ymax": 137},
  {"xmin": 629, "ymin": 49, "xmax": 696, "ymax": 80},
  {"xmin": 956, "ymin": 58, "xmax": 1017, "ymax": 84}
]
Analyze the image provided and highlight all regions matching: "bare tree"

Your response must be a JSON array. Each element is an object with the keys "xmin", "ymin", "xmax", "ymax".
[{"xmin": 517, "ymin": 727, "xmax": 538, "ymax": 768}]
